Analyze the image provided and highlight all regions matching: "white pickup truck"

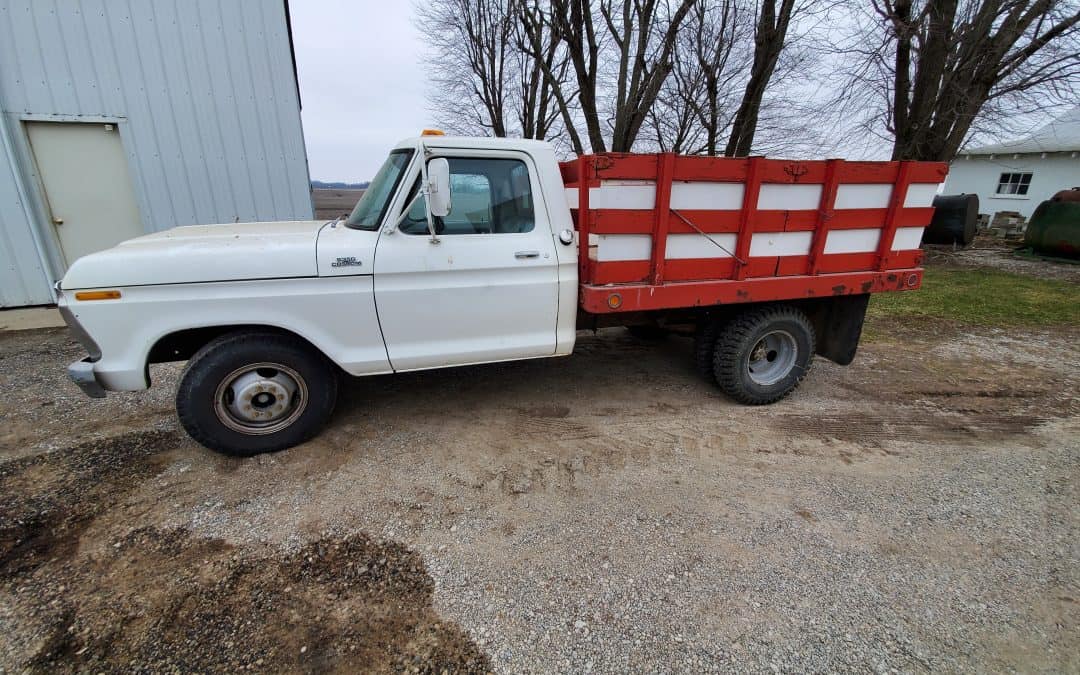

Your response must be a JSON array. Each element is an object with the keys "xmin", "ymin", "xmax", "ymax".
[{"xmin": 58, "ymin": 134, "xmax": 942, "ymax": 455}]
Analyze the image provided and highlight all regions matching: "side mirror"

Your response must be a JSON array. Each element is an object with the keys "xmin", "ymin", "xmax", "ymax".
[{"xmin": 427, "ymin": 158, "xmax": 451, "ymax": 218}]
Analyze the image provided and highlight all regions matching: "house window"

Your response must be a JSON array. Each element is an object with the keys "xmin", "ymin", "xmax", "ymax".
[{"xmin": 996, "ymin": 172, "xmax": 1033, "ymax": 196}]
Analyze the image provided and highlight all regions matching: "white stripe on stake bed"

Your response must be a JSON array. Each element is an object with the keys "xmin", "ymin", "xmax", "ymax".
[
  {"xmin": 573, "ymin": 181, "xmax": 941, "ymax": 209},
  {"xmin": 834, "ymin": 184, "xmax": 893, "ymax": 210},
  {"xmin": 667, "ymin": 233, "xmax": 737, "ymax": 259},
  {"xmin": 592, "ymin": 226, "xmax": 926, "ymax": 263},
  {"xmin": 670, "ymin": 182, "xmax": 743, "ymax": 210},
  {"xmin": 578, "ymin": 181, "xmax": 749, "ymax": 211},
  {"xmin": 891, "ymin": 226, "xmax": 925, "ymax": 251},
  {"xmin": 574, "ymin": 181, "xmax": 941, "ymax": 212},
  {"xmin": 824, "ymin": 228, "xmax": 881, "ymax": 254},
  {"xmin": 749, "ymin": 231, "xmax": 814, "ymax": 257},
  {"xmin": 903, "ymin": 184, "xmax": 939, "ymax": 208},
  {"xmin": 590, "ymin": 181, "xmax": 656, "ymax": 210},
  {"xmin": 593, "ymin": 234, "xmax": 652, "ymax": 261},
  {"xmin": 757, "ymin": 184, "xmax": 822, "ymax": 210}
]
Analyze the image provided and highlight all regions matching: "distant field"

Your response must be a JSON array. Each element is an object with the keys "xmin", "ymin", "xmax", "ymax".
[{"xmin": 313, "ymin": 188, "xmax": 364, "ymax": 220}]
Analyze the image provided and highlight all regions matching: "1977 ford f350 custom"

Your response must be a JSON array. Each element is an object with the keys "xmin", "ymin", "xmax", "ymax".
[{"xmin": 58, "ymin": 133, "xmax": 947, "ymax": 456}]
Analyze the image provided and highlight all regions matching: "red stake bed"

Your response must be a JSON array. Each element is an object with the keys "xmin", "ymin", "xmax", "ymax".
[{"xmin": 559, "ymin": 153, "xmax": 948, "ymax": 313}]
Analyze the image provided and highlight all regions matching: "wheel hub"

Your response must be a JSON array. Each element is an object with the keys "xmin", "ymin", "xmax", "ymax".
[
  {"xmin": 214, "ymin": 363, "xmax": 308, "ymax": 435},
  {"xmin": 746, "ymin": 330, "xmax": 798, "ymax": 386}
]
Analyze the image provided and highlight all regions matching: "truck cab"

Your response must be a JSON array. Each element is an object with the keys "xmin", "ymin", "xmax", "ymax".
[{"xmin": 323, "ymin": 136, "xmax": 579, "ymax": 371}]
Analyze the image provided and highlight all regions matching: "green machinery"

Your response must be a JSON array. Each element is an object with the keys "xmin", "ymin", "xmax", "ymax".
[{"xmin": 1024, "ymin": 189, "xmax": 1080, "ymax": 259}]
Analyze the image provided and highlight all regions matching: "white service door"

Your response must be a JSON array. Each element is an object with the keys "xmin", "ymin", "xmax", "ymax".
[
  {"xmin": 26, "ymin": 122, "xmax": 144, "ymax": 267},
  {"xmin": 374, "ymin": 155, "xmax": 559, "ymax": 371}
]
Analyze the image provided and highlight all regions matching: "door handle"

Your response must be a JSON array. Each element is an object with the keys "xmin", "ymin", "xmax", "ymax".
[{"xmin": 515, "ymin": 250, "xmax": 540, "ymax": 259}]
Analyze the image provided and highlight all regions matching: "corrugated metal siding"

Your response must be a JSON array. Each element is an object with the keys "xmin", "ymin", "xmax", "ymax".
[
  {"xmin": 0, "ymin": 147, "xmax": 49, "ymax": 306},
  {"xmin": 0, "ymin": 0, "xmax": 313, "ymax": 306}
]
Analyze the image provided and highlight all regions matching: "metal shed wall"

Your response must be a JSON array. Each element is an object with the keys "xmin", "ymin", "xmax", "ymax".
[
  {"xmin": 0, "ymin": 132, "xmax": 49, "ymax": 307},
  {"xmin": 0, "ymin": 0, "xmax": 313, "ymax": 307}
]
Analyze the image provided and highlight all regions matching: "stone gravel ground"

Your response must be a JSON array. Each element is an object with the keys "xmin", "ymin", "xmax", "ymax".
[{"xmin": 0, "ymin": 283, "xmax": 1077, "ymax": 672}]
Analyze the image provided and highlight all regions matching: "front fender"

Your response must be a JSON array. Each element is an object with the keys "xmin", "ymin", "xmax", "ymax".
[{"xmin": 62, "ymin": 277, "xmax": 389, "ymax": 391}]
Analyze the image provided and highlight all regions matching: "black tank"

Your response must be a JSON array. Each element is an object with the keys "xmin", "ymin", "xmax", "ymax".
[{"xmin": 923, "ymin": 193, "xmax": 979, "ymax": 246}]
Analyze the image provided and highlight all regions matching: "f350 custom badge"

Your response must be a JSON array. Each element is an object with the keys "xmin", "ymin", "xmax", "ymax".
[{"xmin": 331, "ymin": 256, "xmax": 363, "ymax": 268}]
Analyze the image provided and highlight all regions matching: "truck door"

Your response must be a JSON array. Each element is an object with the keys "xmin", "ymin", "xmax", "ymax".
[{"xmin": 373, "ymin": 153, "xmax": 560, "ymax": 371}]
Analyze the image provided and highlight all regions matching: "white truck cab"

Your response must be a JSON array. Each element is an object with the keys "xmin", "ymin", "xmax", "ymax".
[{"xmin": 59, "ymin": 136, "xmax": 580, "ymax": 455}]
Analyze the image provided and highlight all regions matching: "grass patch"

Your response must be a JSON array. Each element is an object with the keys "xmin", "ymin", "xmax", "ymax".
[{"xmin": 866, "ymin": 268, "xmax": 1079, "ymax": 333}]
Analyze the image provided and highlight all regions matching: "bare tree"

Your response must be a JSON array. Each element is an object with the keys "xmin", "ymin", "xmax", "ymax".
[
  {"xmin": 724, "ymin": 0, "xmax": 797, "ymax": 156},
  {"xmin": 512, "ymin": 0, "xmax": 579, "ymax": 144},
  {"xmin": 516, "ymin": 1, "xmax": 586, "ymax": 152},
  {"xmin": 515, "ymin": 8, "xmax": 568, "ymax": 140},
  {"xmin": 602, "ymin": 0, "xmax": 701, "ymax": 150},
  {"xmin": 561, "ymin": 1, "xmax": 608, "ymax": 151},
  {"xmin": 417, "ymin": 0, "xmax": 510, "ymax": 135},
  {"xmin": 648, "ymin": 42, "xmax": 709, "ymax": 153},
  {"xmin": 646, "ymin": 0, "xmax": 829, "ymax": 157},
  {"xmin": 521, "ymin": 0, "xmax": 698, "ymax": 153},
  {"xmin": 838, "ymin": 0, "xmax": 1080, "ymax": 161},
  {"xmin": 690, "ymin": 0, "xmax": 745, "ymax": 153},
  {"xmin": 424, "ymin": 0, "xmax": 822, "ymax": 158},
  {"xmin": 655, "ymin": 0, "xmax": 746, "ymax": 154},
  {"xmin": 417, "ymin": 0, "xmax": 571, "ymax": 140}
]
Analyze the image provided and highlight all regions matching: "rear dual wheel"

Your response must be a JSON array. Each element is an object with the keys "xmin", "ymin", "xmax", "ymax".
[
  {"xmin": 703, "ymin": 305, "xmax": 815, "ymax": 405},
  {"xmin": 694, "ymin": 318, "xmax": 724, "ymax": 383}
]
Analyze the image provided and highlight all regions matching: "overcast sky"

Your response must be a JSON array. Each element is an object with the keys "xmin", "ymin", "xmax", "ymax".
[
  {"xmin": 290, "ymin": 1, "xmax": 429, "ymax": 183},
  {"xmin": 288, "ymin": 2, "xmax": 1064, "ymax": 182}
]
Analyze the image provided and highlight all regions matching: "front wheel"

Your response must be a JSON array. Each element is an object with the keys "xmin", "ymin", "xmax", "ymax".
[
  {"xmin": 712, "ymin": 305, "xmax": 815, "ymax": 405},
  {"xmin": 176, "ymin": 331, "xmax": 338, "ymax": 456}
]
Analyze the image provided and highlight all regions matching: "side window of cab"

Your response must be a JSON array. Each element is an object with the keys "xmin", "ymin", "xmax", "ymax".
[{"xmin": 399, "ymin": 158, "xmax": 535, "ymax": 235}]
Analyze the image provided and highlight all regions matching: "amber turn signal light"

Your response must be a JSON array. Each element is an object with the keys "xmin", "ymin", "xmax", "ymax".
[{"xmin": 74, "ymin": 290, "xmax": 122, "ymax": 301}]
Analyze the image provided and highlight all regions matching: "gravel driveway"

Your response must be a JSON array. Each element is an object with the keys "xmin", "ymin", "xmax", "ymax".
[{"xmin": 1, "ymin": 306, "xmax": 1077, "ymax": 671}]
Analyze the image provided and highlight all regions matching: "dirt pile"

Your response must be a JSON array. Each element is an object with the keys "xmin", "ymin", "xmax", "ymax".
[{"xmin": 0, "ymin": 432, "xmax": 488, "ymax": 673}]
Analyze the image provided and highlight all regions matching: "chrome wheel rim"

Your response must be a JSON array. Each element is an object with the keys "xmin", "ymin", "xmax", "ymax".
[
  {"xmin": 213, "ymin": 362, "xmax": 308, "ymax": 435},
  {"xmin": 746, "ymin": 330, "xmax": 798, "ymax": 386}
]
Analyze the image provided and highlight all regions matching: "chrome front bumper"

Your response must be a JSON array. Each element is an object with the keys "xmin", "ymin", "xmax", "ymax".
[{"xmin": 68, "ymin": 358, "xmax": 107, "ymax": 398}]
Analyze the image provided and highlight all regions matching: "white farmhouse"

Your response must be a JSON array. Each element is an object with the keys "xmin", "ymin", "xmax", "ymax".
[{"xmin": 943, "ymin": 107, "xmax": 1080, "ymax": 220}]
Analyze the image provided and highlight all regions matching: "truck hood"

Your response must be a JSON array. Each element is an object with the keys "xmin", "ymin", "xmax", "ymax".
[{"xmin": 61, "ymin": 220, "xmax": 328, "ymax": 289}]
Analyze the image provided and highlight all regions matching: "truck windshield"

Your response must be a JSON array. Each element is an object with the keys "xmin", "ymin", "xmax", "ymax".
[{"xmin": 345, "ymin": 149, "xmax": 414, "ymax": 230}]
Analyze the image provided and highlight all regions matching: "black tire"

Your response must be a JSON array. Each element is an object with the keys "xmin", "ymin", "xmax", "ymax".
[
  {"xmin": 626, "ymin": 325, "xmax": 667, "ymax": 340},
  {"xmin": 176, "ymin": 331, "xmax": 338, "ymax": 456},
  {"xmin": 712, "ymin": 305, "xmax": 815, "ymax": 405},
  {"xmin": 694, "ymin": 319, "xmax": 722, "ymax": 383}
]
